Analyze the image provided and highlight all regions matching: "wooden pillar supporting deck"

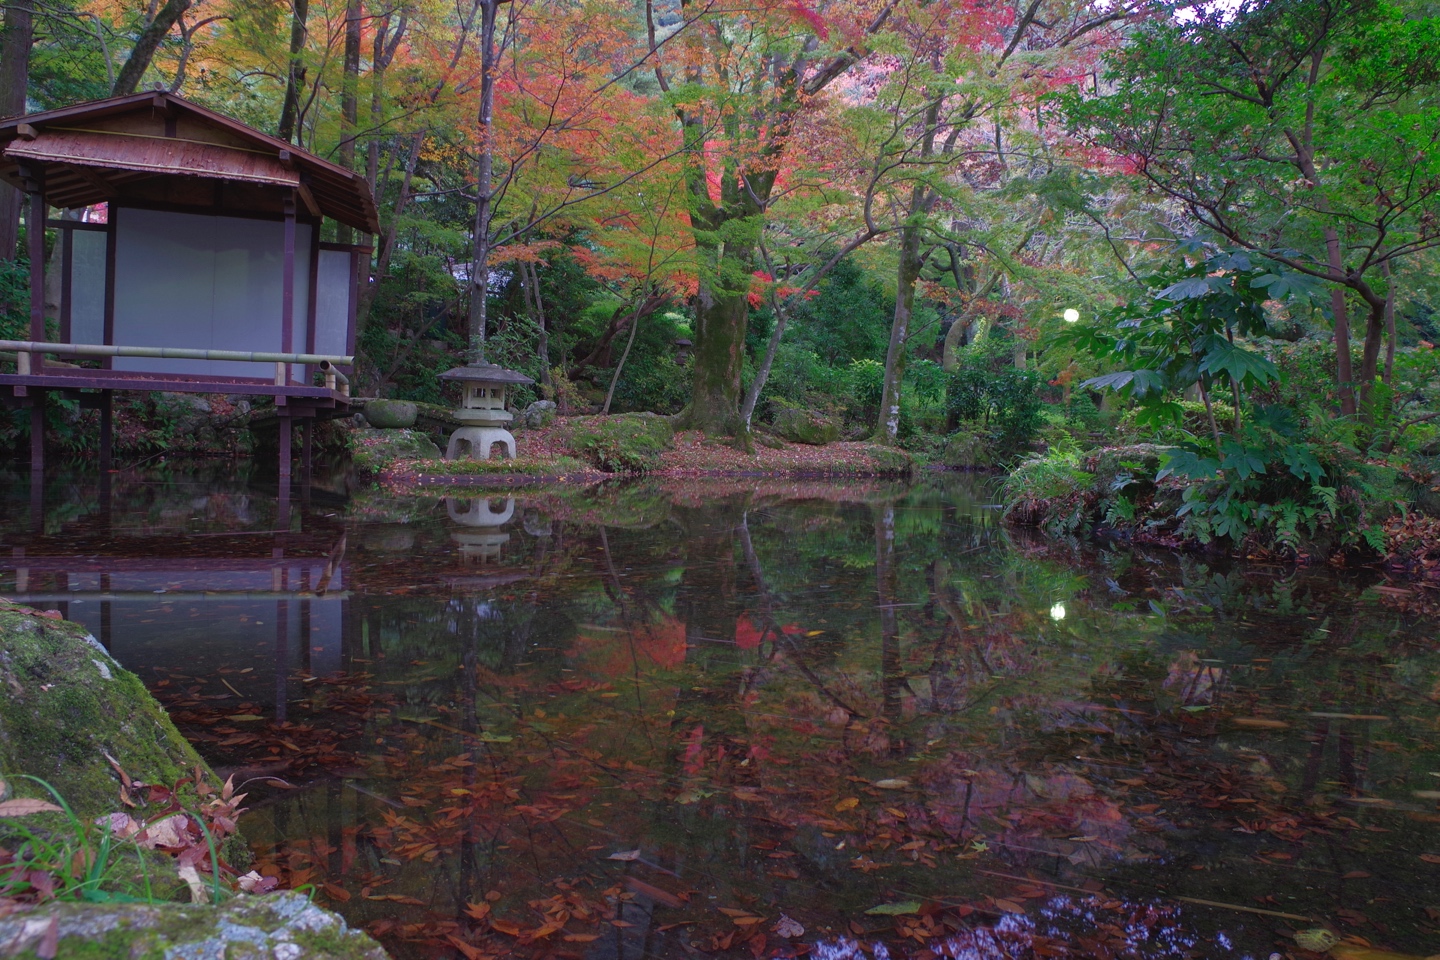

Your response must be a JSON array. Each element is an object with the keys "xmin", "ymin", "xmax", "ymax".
[
  {"xmin": 278, "ymin": 414, "xmax": 293, "ymax": 483},
  {"xmin": 301, "ymin": 417, "xmax": 314, "ymax": 483},
  {"xmin": 29, "ymin": 393, "xmax": 44, "ymax": 478},
  {"xmin": 98, "ymin": 390, "xmax": 113, "ymax": 472}
]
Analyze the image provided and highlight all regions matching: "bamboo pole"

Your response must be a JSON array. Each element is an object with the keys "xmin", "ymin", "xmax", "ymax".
[{"xmin": 0, "ymin": 340, "xmax": 353, "ymax": 366}]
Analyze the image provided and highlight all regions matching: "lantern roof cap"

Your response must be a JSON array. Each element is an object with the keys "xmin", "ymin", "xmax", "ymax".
[{"xmin": 439, "ymin": 362, "xmax": 535, "ymax": 385}]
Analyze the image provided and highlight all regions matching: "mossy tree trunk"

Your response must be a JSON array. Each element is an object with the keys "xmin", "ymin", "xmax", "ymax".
[{"xmin": 876, "ymin": 215, "xmax": 926, "ymax": 445}]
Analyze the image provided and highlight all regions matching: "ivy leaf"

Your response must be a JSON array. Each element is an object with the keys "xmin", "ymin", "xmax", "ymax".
[
  {"xmin": 1080, "ymin": 369, "xmax": 1168, "ymax": 397},
  {"xmin": 1156, "ymin": 277, "xmax": 1215, "ymax": 301},
  {"xmin": 1220, "ymin": 441, "xmax": 1268, "ymax": 480},
  {"xmin": 1157, "ymin": 449, "xmax": 1221, "ymax": 481},
  {"xmin": 1282, "ymin": 445, "xmax": 1325, "ymax": 484},
  {"xmin": 1198, "ymin": 339, "xmax": 1279, "ymax": 386},
  {"xmin": 1250, "ymin": 271, "xmax": 1321, "ymax": 301}
]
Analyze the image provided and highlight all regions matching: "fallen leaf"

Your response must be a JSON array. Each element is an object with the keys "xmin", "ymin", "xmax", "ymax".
[
  {"xmin": 607, "ymin": 849, "xmax": 641, "ymax": 861},
  {"xmin": 177, "ymin": 865, "xmax": 208, "ymax": 904},
  {"xmin": 225, "ymin": 714, "xmax": 266, "ymax": 722},
  {"xmin": 1231, "ymin": 718, "xmax": 1289, "ymax": 729},
  {"xmin": 718, "ymin": 908, "xmax": 753, "ymax": 918},
  {"xmin": 835, "ymin": 797, "xmax": 859, "ymax": 812},
  {"xmin": 1421, "ymin": 854, "xmax": 1440, "ymax": 864},
  {"xmin": 490, "ymin": 919, "xmax": 524, "ymax": 937},
  {"xmin": 446, "ymin": 934, "xmax": 487, "ymax": 960},
  {"xmin": 872, "ymin": 779, "xmax": 910, "ymax": 790},
  {"xmin": 733, "ymin": 916, "xmax": 764, "ymax": 926},
  {"xmin": 564, "ymin": 934, "xmax": 600, "ymax": 943},
  {"xmin": 864, "ymin": 902, "xmax": 921, "ymax": 916},
  {"xmin": 625, "ymin": 877, "xmax": 683, "ymax": 908},
  {"xmin": 993, "ymin": 899, "xmax": 1025, "ymax": 915},
  {"xmin": 774, "ymin": 916, "xmax": 805, "ymax": 938},
  {"xmin": 0, "ymin": 799, "xmax": 63, "ymax": 817},
  {"xmin": 464, "ymin": 902, "xmax": 492, "ymax": 920}
]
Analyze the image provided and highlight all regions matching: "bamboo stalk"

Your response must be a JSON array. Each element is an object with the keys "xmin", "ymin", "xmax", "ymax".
[{"xmin": 0, "ymin": 339, "xmax": 352, "ymax": 366}]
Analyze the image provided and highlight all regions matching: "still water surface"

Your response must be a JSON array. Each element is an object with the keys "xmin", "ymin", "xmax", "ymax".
[{"xmin": 3, "ymin": 466, "xmax": 1439, "ymax": 960}]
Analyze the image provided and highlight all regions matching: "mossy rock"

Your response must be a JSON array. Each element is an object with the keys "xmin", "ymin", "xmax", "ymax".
[
  {"xmin": 411, "ymin": 401, "xmax": 463, "ymax": 435},
  {"xmin": 0, "ymin": 603, "xmax": 213, "ymax": 822},
  {"xmin": 562, "ymin": 414, "xmax": 674, "ymax": 473},
  {"xmin": 941, "ymin": 428, "xmax": 996, "ymax": 470},
  {"xmin": 362, "ymin": 399, "xmax": 418, "ymax": 429},
  {"xmin": 771, "ymin": 405, "xmax": 840, "ymax": 446},
  {"xmin": 866, "ymin": 445, "xmax": 916, "ymax": 478},
  {"xmin": 0, "ymin": 891, "xmax": 389, "ymax": 959},
  {"xmin": 349, "ymin": 428, "xmax": 442, "ymax": 476}
]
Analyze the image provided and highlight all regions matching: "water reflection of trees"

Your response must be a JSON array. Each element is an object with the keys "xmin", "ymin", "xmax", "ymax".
[{"xmin": 84, "ymin": 475, "xmax": 1440, "ymax": 959}]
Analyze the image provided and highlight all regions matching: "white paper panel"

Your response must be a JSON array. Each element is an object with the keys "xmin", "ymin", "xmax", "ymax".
[
  {"xmin": 112, "ymin": 209, "xmax": 313, "ymax": 378},
  {"xmin": 314, "ymin": 249, "xmax": 352, "ymax": 359},
  {"xmin": 68, "ymin": 230, "xmax": 107, "ymax": 346}
]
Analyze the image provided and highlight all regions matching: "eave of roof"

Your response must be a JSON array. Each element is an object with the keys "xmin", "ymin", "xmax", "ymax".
[{"xmin": 0, "ymin": 92, "xmax": 379, "ymax": 234}]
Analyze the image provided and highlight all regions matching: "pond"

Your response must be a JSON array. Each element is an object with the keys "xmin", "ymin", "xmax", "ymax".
[{"xmin": 3, "ymin": 466, "xmax": 1439, "ymax": 960}]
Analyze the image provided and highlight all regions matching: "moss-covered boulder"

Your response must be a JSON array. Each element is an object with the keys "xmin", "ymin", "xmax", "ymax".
[
  {"xmin": 0, "ymin": 602, "xmax": 209, "ymax": 820},
  {"xmin": 562, "ymin": 413, "xmax": 674, "ymax": 472},
  {"xmin": 350, "ymin": 428, "xmax": 442, "ymax": 476},
  {"xmin": 0, "ymin": 892, "xmax": 388, "ymax": 959},
  {"xmin": 362, "ymin": 399, "xmax": 418, "ymax": 429},
  {"xmin": 941, "ymin": 427, "xmax": 996, "ymax": 470},
  {"xmin": 771, "ymin": 405, "xmax": 840, "ymax": 446}
]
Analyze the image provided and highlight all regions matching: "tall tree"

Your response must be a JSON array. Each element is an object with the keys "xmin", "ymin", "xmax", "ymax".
[
  {"xmin": 649, "ymin": 0, "xmax": 901, "ymax": 439},
  {"xmin": 0, "ymin": 0, "xmax": 33, "ymax": 260},
  {"xmin": 1062, "ymin": 0, "xmax": 1440, "ymax": 419}
]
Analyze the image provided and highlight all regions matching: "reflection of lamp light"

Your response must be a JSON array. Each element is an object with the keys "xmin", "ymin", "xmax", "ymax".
[
  {"xmin": 1062, "ymin": 308, "xmax": 1080, "ymax": 323},
  {"xmin": 1050, "ymin": 602, "xmax": 1066, "ymax": 621}
]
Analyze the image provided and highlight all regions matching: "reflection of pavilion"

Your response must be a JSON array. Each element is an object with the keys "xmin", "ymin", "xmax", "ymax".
[
  {"xmin": 1, "ymin": 539, "xmax": 351, "ymax": 722},
  {"xmin": 446, "ymin": 497, "xmax": 513, "ymax": 564}
]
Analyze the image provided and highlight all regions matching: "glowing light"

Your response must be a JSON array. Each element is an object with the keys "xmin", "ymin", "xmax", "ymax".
[
  {"xmin": 1050, "ymin": 602, "xmax": 1066, "ymax": 621},
  {"xmin": 1062, "ymin": 308, "xmax": 1080, "ymax": 323}
]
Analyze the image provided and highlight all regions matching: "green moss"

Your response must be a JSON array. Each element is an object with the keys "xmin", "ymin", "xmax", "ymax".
[
  {"xmin": 349, "ymin": 428, "xmax": 443, "ymax": 476},
  {"xmin": 0, "ymin": 893, "xmax": 389, "ymax": 959},
  {"xmin": 0, "ymin": 605, "xmax": 211, "ymax": 821},
  {"xmin": 941, "ymin": 427, "xmax": 996, "ymax": 470},
  {"xmin": 770, "ymin": 402, "xmax": 841, "ymax": 445},
  {"xmin": 562, "ymin": 413, "xmax": 675, "ymax": 472}
]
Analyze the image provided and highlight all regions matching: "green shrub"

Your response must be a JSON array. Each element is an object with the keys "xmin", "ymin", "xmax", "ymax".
[{"xmin": 946, "ymin": 365, "xmax": 1044, "ymax": 456}]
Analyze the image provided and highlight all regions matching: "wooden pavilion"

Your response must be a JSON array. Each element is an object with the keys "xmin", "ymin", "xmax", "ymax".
[{"xmin": 0, "ymin": 91, "xmax": 377, "ymax": 479}]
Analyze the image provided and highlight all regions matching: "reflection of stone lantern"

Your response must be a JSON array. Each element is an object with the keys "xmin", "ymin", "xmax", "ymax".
[
  {"xmin": 447, "ymin": 497, "xmax": 513, "ymax": 563},
  {"xmin": 439, "ymin": 363, "xmax": 536, "ymax": 460}
]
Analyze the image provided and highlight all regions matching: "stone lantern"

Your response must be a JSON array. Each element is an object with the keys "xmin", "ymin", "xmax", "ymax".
[
  {"xmin": 438, "ymin": 363, "xmax": 536, "ymax": 460},
  {"xmin": 447, "ymin": 497, "xmax": 514, "ymax": 563}
]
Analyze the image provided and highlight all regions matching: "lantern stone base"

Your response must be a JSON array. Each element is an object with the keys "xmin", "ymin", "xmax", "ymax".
[{"xmin": 446, "ymin": 425, "xmax": 516, "ymax": 460}]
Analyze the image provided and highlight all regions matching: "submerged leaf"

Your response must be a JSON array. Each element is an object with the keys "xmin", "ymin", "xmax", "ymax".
[
  {"xmin": 864, "ymin": 901, "xmax": 921, "ymax": 916},
  {"xmin": 0, "ymin": 799, "xmax": 63, "ymax": 817}
]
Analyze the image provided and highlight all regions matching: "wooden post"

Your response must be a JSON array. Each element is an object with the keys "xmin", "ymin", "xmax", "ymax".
[
  {"xmin": 278, "ymin": 414, "xmax": 293, "ymax": 483},
  {"xmin": 26, "ymin": 185, "xmax": 44, "ymax": 370},
  {"xmin": 281, "ymin": 194, "xmax": 296, "ymax": 384},
  {"xmin": 98, "ymin": 390, "xmax": 112, "ymax": 472},
  {"xmin": 301, "ymin": 417, "xmax": 314, "ymax": 482},
  {"xmin": 29, "ymin": 393, "xmax": 44, "ymax": 478},
  {"xmin": 99, "ymin": 573, "xmax": 112, "ymax": 651}
]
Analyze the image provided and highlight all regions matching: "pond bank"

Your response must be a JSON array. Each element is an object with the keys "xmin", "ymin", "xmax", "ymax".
[{"xmin": 357, "ymin": 414, "xmax": 919, "ymax": 489}]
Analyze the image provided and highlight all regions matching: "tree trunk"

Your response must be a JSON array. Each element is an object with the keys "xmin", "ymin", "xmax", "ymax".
[
  {"xmin": 1356, "ymin": 293, "xmax": 1387, "ymax": 417},
  {"xmin": 685, "ymin": 280, "xmax": 751, "ymax": 437},
  {"xmin": 0, "ymin": 0, "xmax": 33, "ymax": 262},
  {"xmin": 336, "ymin": 0, "xmax": 361, "ymax": 243},
  {"xmin": 876, "ymin": 220, "xmax": 924, "ymax": 444},
  {"xmin": 1324, "ymin": 227, "xmax": 1355, "ymax": 416},
  {"xmin": 465, "ymin": 0, "xmax": 501, "ymax": 364},
  {"xmin": 112, "ymin": 0, "xmax": 192, "ymax": 96},
  {"xmin": 1382, "ymin": 260, "xmax": 1396, "ymax": 386},
  {"xmin": 276, "ymin": 0, "xmax": 311, "ymax": 142}
]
